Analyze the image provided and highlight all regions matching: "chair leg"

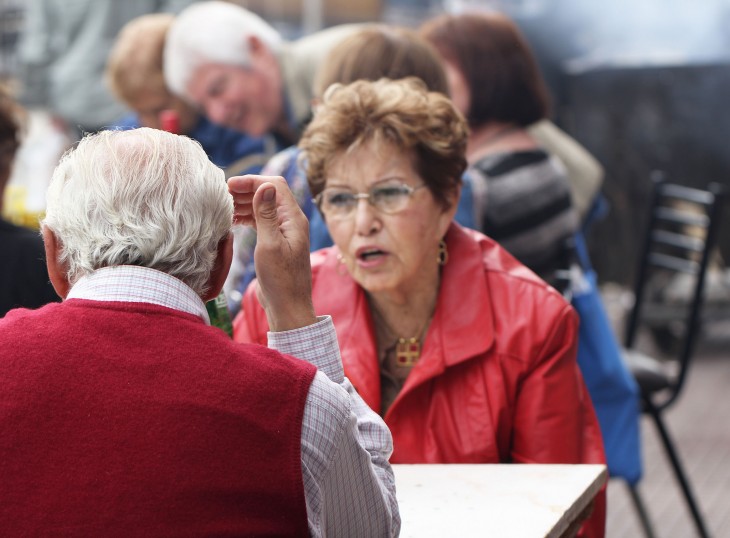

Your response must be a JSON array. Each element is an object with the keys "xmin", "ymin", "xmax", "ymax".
[
  {"xmin": 627, "ymin": 481, "xmax": 657, "ymax": 538},
  {"xmin": 645, "ymin": 398, "xmax": 711, "ymax": 538}
]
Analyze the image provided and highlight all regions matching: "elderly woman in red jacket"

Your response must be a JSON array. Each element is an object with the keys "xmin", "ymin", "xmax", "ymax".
[{"xmin": 234, "ymin": 77, "xmax": 606, "ymax": 536}]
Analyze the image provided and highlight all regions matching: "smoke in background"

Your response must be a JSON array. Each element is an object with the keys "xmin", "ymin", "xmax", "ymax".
[
  {"xmin": 440, "ymin": 0, "xmax": 730, "ymax": 113},
  {"xmin": 444, "ymin": 0, "xmax": 730, "ymax": 67}
]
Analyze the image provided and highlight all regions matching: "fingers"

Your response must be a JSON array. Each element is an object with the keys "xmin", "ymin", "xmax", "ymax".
[
  {"xmin": 228, "ymin": 175, "xmax": 287, "ymax": 227},
  {"xmin": 228, "ymin": 174, "xmax": 263, "ymax": 195},
  {"xmin": 251, "ymin": 182, "xmax": 279, "ymax": 240},
  {"xmin": 250, "ymin": 181, "xmax": 316, "ymax": 333},
  {"xmin": 251, "ymin": 178, "xmax": 309, "ymax": 238},
  {"xmin": 228, "ymin": 174, "xmax": 288, "ymax": 195}
]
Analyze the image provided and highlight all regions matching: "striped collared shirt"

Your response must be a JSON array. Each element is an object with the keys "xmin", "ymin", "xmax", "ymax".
[{"xmin": 69, "ymin": 265, "xmax": 399, "ymax": 537}]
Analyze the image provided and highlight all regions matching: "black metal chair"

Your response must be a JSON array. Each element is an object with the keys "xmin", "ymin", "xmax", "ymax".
[{"xmin": 622, "ymin": 174, "xmax": 725, "ymax": 538}]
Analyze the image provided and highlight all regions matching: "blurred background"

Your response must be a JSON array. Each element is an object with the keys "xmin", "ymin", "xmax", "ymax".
[
  {"xmin": 4, "ymin": 0, "xmax": 730, "ymax": 286},
  {"xmin": 2, "ymin": 1, "xmax": 729, "ymax": 536}
]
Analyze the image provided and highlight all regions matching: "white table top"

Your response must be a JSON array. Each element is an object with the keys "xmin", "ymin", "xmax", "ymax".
[{"xmin": 393, "ymin": 463, "xmax": 607, "ymax": 538}]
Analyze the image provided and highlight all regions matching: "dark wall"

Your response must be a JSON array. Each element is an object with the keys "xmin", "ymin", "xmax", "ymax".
[{"xmin": 564, "ymin": 62, "xmax": 730, "ymax": 286}]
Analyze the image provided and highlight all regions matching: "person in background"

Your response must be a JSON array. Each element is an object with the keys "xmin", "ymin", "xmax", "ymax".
[
  {"xmin": 224, "ymin": 25, "xmax": 477, "ymax": 312},
  {"xmin": 0, "ymin": 127, "xmax": 399, "ymax": 536},
  {"xmin": 421, "ymin": 11, "xmax": 583, "ymax": 292},
  {"xmin": 16, "ymin": 0, "xmax": 198, "ymax": 141},
  {"xmin": 235, "ymin": 78, "xmax": 606, "ymax": 537},
  {"xmin": 422, "ymin": 10, "xmax": 642, "ymax": 488},
  {"xmin": 421, "ymin": 10, "xmax": 604, "ymax": 226},
  {"xmin": 106, "ymin": 13, "xmax": 275, "ymax": 174},
  {"xmin": 163, "ymin": 0, "xmax": 361, "ymax": 146},
  {"xmin": 0, "ymin": 85, "xmax": 58, "ymax": 317}
]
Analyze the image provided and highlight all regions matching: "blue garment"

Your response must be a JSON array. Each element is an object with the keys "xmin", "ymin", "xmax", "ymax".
[
  {"xmin": 455, "ymin": 170, "xmax": 476, "ymax": 229},
  {"xmin": 114, "ymin": 114, "xmax": 271, "ymax": 172},
  {"xmin": 572, "ymin": 231, "xmax": 643, "ymax": 484}
]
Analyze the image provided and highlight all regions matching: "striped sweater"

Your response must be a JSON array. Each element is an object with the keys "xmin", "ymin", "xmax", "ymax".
[{"xmin": 469, "ymin": 149, "xmax": 579, "ymax": 291}]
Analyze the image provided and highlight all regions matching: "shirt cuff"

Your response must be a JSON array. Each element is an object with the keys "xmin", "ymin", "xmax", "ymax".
[{"xmin": 267, "ymin": 315, "xmax": 344, "ymax": 383}]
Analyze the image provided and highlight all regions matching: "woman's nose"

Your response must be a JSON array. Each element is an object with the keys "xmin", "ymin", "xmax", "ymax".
[{"xmin": 353, "ymin": 198, "xmax": 380, "ymax": 235}]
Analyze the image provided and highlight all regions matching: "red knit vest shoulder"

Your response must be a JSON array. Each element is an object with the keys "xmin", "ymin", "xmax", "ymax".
[{"xmin": 0, "ymin": 299, "xmax": 315, "ymax": 537}]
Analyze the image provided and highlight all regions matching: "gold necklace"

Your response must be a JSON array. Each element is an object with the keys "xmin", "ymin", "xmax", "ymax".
[
  {"xmin": 379, "ymin": 314, "xmax": 431, "ymax": 368},
  {"xmin": 395, "ymin": 336, "xmax": 422, "ymax": 367},
  {"xmin": 370, "ymin": 300, "xmax": 433, "ymax": 368}
]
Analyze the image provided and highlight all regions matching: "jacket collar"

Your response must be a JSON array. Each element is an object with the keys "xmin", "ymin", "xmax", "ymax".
[
  {"xmin": 311, "ymin": 223, "xmax": 495, "ymax": 412},
  {"xmin": 433, "ymin": 223, "xmax": 495, "ymax": 367},
  {"xmin": 311, "ymin": 249, "xmax": 381, "ymax": 410}
]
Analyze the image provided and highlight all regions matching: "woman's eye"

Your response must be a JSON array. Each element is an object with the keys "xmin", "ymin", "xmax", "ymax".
[
  {"xmin": 375, "ymin": 187, "xmax": 407, "ymax": 200},
  {"xmin": 328, "ymin": 192, "xmax": 354, "ymax": 206}
]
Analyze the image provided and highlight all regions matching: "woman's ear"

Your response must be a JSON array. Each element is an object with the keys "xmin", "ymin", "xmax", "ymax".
[
  {"xmin": 436, "ymin": 182, "xmax": 461, "ymax": 238},
  {"xmin": 450, "ymin": 182, "xmax": 462, "ymax": 211},
  {"xmin": 445, "ymin": 182, "xmax": 462, "ymax": 218}
]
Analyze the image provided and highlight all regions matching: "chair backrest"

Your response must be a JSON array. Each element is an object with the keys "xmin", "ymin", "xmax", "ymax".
[{"xmin": 623, "ymin": 172, "xmax": 725, "ymax": 409}]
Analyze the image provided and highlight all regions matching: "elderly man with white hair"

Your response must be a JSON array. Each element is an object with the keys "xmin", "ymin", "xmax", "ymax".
[
  {"xmin": 0, "ymin": 128, "xmax": 399, "ymax": 537},
  {"xmin": 164, "ymin": 0, "xmax": 360, "ymax": 144}
]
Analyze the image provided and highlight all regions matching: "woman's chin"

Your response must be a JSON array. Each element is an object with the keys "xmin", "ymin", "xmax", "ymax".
[{"xmin": 353, "ymin": 272, "xmax": 399, "ymax": 296}]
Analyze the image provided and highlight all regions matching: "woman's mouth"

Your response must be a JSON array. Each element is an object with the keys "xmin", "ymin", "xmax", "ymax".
[{"xmin": 356, "ymin": 247, "xmax": 388, "ymax": 267}]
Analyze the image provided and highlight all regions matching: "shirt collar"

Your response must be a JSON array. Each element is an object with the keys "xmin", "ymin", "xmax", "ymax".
[{"xmin": 67, "ymin": 266, "xmax": 210, "ymax": 324}]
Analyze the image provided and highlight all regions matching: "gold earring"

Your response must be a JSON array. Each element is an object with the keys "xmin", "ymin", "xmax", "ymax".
[{"xmin": 437, "ymin": 239, "xmax": 448, "ymax": 266}]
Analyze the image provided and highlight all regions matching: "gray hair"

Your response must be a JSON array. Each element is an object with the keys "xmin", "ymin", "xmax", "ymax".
[
  {"xmin": 164, "ymin": 1, "xmax": 282, "ymax": 99},
  {"xmin": 42, "ymin": 128, "xmax": 233, "ymax": 296}
]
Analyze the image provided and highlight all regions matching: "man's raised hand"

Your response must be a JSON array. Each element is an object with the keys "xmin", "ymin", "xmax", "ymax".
[{"xmin": 228, "ymin": 175, "xmax": 316, "ymax": 332}]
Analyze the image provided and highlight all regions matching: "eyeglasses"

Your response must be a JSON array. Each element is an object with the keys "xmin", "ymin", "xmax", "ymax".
[{"xmin": 314, "ymin": 179, "xmax": 427, "ymax": 219}]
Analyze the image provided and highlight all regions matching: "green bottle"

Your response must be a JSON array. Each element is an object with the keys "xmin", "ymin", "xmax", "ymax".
[{"xmin": 206, "ymin": 291, "xmax": 233, "ymax": 337}]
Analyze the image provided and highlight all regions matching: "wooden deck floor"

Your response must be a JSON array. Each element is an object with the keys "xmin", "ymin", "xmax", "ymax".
[{"xmin": 604, "ymin": 319, "xmax": 730, "ymax": 537}]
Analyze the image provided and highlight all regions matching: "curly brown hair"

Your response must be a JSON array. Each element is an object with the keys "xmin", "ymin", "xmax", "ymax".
[{"xmin": 299, "ymin": 77, "xmax": 468, "ymax": 209}]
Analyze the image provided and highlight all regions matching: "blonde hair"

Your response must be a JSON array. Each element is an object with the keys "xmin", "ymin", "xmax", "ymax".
[
  {"xmin": 106, "ymin": 13, "xmax": 173, "ymax": 106},
  {"xmin": 42, "ymin": 128, "xmax": 232, "ymax": 296},
  {"xmin": 299, "ymin": 77, "xmax": 468, "ymax": 208}
]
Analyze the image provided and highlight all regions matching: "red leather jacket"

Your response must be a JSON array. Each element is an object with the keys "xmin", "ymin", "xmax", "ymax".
[{"xmin": 234, "ymin": 223, "xmax": 606, "ymax": 536}]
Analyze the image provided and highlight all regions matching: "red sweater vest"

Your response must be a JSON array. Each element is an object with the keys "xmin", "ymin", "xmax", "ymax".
[{"xmin": 0, "ymin": 299, "xmax": 315, "ymax": 537}]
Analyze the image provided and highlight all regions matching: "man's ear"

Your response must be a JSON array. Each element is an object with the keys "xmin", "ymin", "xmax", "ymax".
[
  {"xmin": 202, "ymin": 233, "xmax": 234, "ymax": 302},
  {"xmin": 247, "ymin": 35, "xmax": 265, "ymax": 56},
  {"xmin": 42, "ymin": 226, "xmax": 70, "ymax": 299},
  {"xmin": 247, "ymin": 34, "xmax": 279, "ymax": 70}
]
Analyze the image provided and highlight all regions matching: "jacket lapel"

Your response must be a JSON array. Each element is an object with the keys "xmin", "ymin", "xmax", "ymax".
[
  {"xmin": 438, "ymin": 224, "xmax": 495, "ymax": 367},
  {"xmin": 311, "ymin": 224, "xmax": 497, "ymax": 417},
  {"xmin": 389, "ymin": 224, "xmax": 496, "ymax": 414},
  {"xmin": 311, "ymin": 249, "xmax": 383, "ymax": 413}
]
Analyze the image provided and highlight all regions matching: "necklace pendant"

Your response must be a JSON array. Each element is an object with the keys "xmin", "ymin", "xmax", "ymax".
[{"xmin": 396, "ymin": 337, "xmax": 420, "ymax": 367}]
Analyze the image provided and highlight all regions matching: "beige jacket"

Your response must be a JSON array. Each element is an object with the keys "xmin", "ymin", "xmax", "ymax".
[
  {"xmin": 529, "ymin": 119, "xmax": 604, "ymax": 220},
  {"xmin": 278, "ymin": 24, "xmax": 364, "ymax": 139}
]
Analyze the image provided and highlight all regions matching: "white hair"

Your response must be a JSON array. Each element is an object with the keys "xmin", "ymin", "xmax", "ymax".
[
  {"xmin": 164, "ymin": 1, "xmax": 282, "ymax": 99},
  {"xmin": 42, "ymin": 128, "xmax": 233, "ymax": 296}
]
